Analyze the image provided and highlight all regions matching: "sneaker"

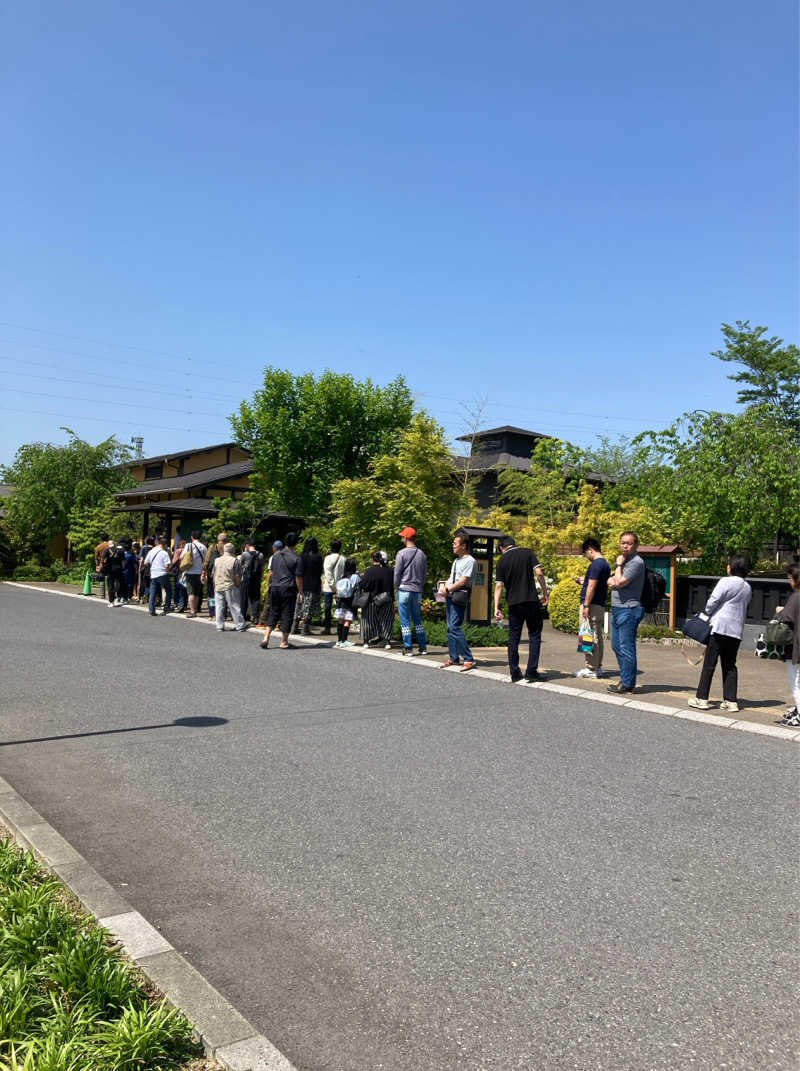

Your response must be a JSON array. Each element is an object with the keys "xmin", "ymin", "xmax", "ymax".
[
  {"xmin": 216, "ymin": 627, "xmax": 225, "ymax": 632},
  {"xmin": 402, "ymin": 647, "xmax": 414, "ymax": 656},
  {"xmin": 574, "ymin": 668, "xmax": 598, "ymax": 679},
  {"xmin": 384, "ymin": 643, "xmax": 392, "ymax": 649},
  {"xmin": 334, "ymin": 640, "xmax": 343, "ymax": 648},
  {"xmin": 779, "ymin": 708, "xmax": 798, "ymax": 724},
  {"xmin": 509, "ymin": 671, "xmax": 523, "ymax": 684},
  {"xmin": 719, "ymin": 700, "xmax": 739, "ymax": 713},
  {"xmin": 418, "ymin": 648, "xmax": 428, "ymax": 656},
  {"xmin": 784, "ymin": 713, "xmax": 800, "ymax": 727},
  {"xmin": 236, "ymin": 623, "xmax": 251, "ymax": 632},
  {"xmin": 340, "ymin": 639, "xmax": 354, "ymax": 648},
  {"xmin": 107, "ymin": 602, "xmax": 115, "ymax": 608},
  {"xmin": 525, "ymin": 672, "xmax": 545, "ymax": 683},
  {"xmin": 687, "ymin": 697, "xmax": 712, "ymax": 710}
]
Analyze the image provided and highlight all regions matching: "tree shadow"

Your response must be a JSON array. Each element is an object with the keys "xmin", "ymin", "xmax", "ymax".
[{"xmin": 0, "ymin": 716, "xmax": 228, "ymax": 748}]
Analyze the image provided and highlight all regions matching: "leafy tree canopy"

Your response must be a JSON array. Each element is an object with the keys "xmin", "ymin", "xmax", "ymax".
[
  {"xmin": 231, "ymin": 369, "xmax": 414, "ymax": 519},
  {"xmin": 1, "ymin": 429, "xmax": 133, "ymax": 560},
  {"xmin": 713, "ymin": 320, "xmax": 800, "ymax": 431},
  {"xmin": 330, "ymin": 413, "xmax": 460, "ymax": 583},
  {"xmin": 632, "ymin": 405, "xmax": 799, "ymax": 569}
]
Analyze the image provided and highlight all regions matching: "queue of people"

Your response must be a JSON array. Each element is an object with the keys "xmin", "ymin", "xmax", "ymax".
[{"xmin": 94, "ymin": 526, "xmax": 798, "ymax": 717}]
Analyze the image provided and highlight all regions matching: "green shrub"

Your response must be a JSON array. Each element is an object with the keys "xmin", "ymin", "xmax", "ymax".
[
  {"xmin": 11, "ymin": 560, "xmax": 59, "ymax": 582},
  {"xmin": 392, "ymin": 617, "xmax": 507, "ymax": 647},
  {"xmin": 638, "ymin": 624, "xmax": 682, "ymax": 640},
  {"xmin": 547, "ymin": 578, "xmax": 581, "ymax": 632}
]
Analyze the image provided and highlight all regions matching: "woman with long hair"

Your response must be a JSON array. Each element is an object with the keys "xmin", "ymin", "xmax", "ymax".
[
  {"xmin": 293, "ymin": 535, "xmax": 323, "ymax": 634},
  {"xmin": 334, "ymin": 557, "xmax": 360, "ymax": 648}
]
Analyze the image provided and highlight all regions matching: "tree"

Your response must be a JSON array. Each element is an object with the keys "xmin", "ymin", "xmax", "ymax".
[
  {"xmin": 713, "ymin": 320, "xmax": 800, "ymax": 432},
  {"xmin": 633, "ymin": 406, "xmax": 800, "ymax": 568},
  {"xmin": 67, "ymin": 498, "xmax": 144, "ymax": 559},
  {"xmin": 1, "ymin": 429, "xmax": 133, "ymax": 561},
  {"xmin": 330, "ymin": 413, "xmax": 460, "ymax": 584},
  {"xmin": 497, "ymin": 438, "xmax": 584, "ymax": 527},
  {"xmin": 230, "ymin": 369, "xmax": 414, "ymax": 519}
]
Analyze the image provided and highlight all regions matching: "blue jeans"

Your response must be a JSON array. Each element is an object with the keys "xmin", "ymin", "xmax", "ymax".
[
  {"xmin": 446, "ymin": 598, "xmax": 473, "ymax": 663},
  {"xmin": 611, "ymin": 604, "xmax": 645, "ymax": 688},
  {"xmin": 149, "ymin": 575, "xmax": 172, "ymax": 614},
  {"xmin": 397, "ymin": 590, "xmax": 426, "ymax": 650}
]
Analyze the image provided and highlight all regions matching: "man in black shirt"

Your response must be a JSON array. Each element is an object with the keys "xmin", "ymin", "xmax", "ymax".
[
  {"xmin": 259, "ymin": 532, "xmax": 304, "ymax": 650},
  {"xmin": 494, "ymin": 535, "xmax": 549, "ymax": 683}
]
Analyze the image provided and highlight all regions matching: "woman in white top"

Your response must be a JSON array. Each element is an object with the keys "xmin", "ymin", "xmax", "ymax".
[{"xmin": 688, "ymin": 554, "xmax": 752, "ymax": 713}]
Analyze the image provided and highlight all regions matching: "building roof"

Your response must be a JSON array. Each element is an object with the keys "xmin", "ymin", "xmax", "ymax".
[
  {"xmin": 115, "ymin": 459, "xmax": 253, "ymax": 498},
  {"xmin": 120, "ymin": 442, "xmax": 249, "ymax": 468},
  {"xmin": 112, "ymin": 497, "xmax": 303, "ymax": 522},
  {"xmin": 455, "ymin": 425, "xmax": 550, "ymax": 443},
  {"xmin": 452, "ymin": 452, "xmax": 532, "ymax": 473},
  {"xmin": 638, "ymin": 544, "xmax": 680, "ymax": 554}
]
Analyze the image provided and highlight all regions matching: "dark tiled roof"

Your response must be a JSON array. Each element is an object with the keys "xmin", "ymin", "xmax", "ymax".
[
  {"xmin": 119, "ymin": 442, "xmax": 249, "ymax": 468},
  {"xmin": 116, "ymin": 459, "xmax": 253, "ymax": 497},
  {"xmin": 455, "ymin": 425, "xmax": 549, "ymax": 442},
  {"xmin": 452, "ymin": 452, "xmax": 531, "ymax": 472}
]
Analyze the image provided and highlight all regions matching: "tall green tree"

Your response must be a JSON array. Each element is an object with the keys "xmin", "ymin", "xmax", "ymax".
[
  {"xmin": 497, "ymin": 438, "xmax": 584, "ymax": 526},
  {"xmin": 330, "ymin": 413, "xmax": 460, "ymax": 583},
  {"xmin": 633, "ymin": 406, "xmax": 800, "ymax": 568},
  {"xmin": 713, "ymin": 320, "xmax": 800, "ymax": 431},
  {"xmin": 1, "ymin": 429, "xmax": 133, "ymax": 560},
  {"xmin": 230, "ymin": 369, "xmax": 414, "ymax": 519}
]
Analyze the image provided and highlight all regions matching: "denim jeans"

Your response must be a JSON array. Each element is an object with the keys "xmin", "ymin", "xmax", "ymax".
[
  {"xmin": 446, "ymin": 598, "xmax": 473, "ymax": 663},
  {"xmin": 507, "ymin": 600, "xmax": 543, "ymax": 677},
  {"xmin": 611, "ymin": 604, "xmax": 645, "ymax": 688},
  {"xmin": 397, "ymin": 590, "xmax": 426, "ymax": 650},
  {"xmin": 149, "ymin": 575, "xmax": 172, "ymax": 614}
]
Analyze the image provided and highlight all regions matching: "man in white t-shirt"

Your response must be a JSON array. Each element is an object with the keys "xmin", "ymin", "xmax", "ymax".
[
  {"xmin": 146, "ymin": 537, "xmax": 173, "ymax": 616},
  {"xmin": 321, "ymin": 539, "xmax": 345, "ymax": 634},
  {"xmin": 438, "ymin": 529, "xmax": 476, "ymax": 671},
  {"xmin": 182, "ymin": 530, "xmax": 207, "ymax": 618}
]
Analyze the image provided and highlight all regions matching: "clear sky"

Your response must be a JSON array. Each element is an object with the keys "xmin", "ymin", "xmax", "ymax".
[{"xmin": 1, "ymin": 1, "xmax": 797, "ymax": 467}]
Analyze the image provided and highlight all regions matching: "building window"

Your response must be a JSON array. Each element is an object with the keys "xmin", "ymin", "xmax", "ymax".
[{"xmin": 144, "ymin": 463, "xmax": 163, "ymax": 480}]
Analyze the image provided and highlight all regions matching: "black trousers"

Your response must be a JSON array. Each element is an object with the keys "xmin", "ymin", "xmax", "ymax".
[
  {"xmin": 507, "ymin": 600, "xmax": 543, "ymax": 676},
  {"xmin": 696, "ymin": 633, "xmax": 741, "ymax": 701}
]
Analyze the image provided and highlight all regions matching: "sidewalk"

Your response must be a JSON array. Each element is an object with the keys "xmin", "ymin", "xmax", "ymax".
[{"xmin": 21, "ymin": 582, "xmax": 793, "ymax": 730}]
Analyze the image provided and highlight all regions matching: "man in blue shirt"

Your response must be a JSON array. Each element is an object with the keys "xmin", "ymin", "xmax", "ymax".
[{"xmin": 573, "ymin": 538, "xmax": 610, "ymax": 679}]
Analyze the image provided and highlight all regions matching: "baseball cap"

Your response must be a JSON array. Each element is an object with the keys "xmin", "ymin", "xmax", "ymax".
[
  {"xmin": 398, "ymin": 526, "xmax": 417, "ymax": 539},
  {"xmin": 272, "ymin": 539, "xmax": 284, "ymax": 549}
]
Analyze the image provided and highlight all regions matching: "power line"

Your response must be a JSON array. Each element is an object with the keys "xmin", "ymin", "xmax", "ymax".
[
  {"xmin": 0, "ymin": 321, "xmax": 190, "ymax": 361},
  {"xmin": 0, "ymin": 405, "xmax": 223, "ymax": 435},
  {"xmin": 0, "ymin": 363, "xmax": 244, "ymax": 404},
  {"xmin": 0, "ymin": 386, "xmax": 228, "ymax": 419}
]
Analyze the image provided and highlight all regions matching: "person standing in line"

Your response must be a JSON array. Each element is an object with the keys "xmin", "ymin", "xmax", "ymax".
[
  {"xmin": 394, "ymin": 526, "xmax": 428, "ymax": 656},
  {"xmin": 138, "ymin": 535, "xmax": 155, "ymax": 603},
  {"xmin": 293, "ymin": 536, "xmax": 323, "ymax": 634},
  {"xmin": 606, "ymin": 530, "xmax": 645, "ymax": 694},
  {"xmin": 494, "ymin": 535, "xmax": 549, "ymax": 683},
  {"xmin": 122, "ymin": 539, "xmax": 137, "ymax": 603},
  {"xmin": 212, "ymin": 542, "xmax": 249, "ymax": 632},
  {"xmin": 359, "ymin": 550, "xmax": 395, "ymax": 648},
  {"xmin": 171, "ymin": 538, "xmax": 188, "ymax": 612},
  {"xmin": 687, "ymin": 554, "xmax": 753, "ymax": 712},
  {"xmin": 777, "ymin": 563, "xmax": 800, "ymax": 726},
  {"xmin": 439, "ymin": 530, "xmax": 477, "ymax": 671},
  {"xmin": 182, "ymin": 530, "xmax": 207, "ymax": 618},
  {"xmin": 573, "ymin": 538, "xmax": 611, "ymax": 679},
  {"xmin": 260, "ymin": 532, "xmax": 304, "ymax": 649},
  {"xmin": 334, "ymin": 557, "xmax": 361, "ymax": 647},
  {"xmin": 94, "ymin": 531, "xmax": 112, "ymax": 601},
  {"xmin": 145, "ymin": 537, "xmax": 173, "ymax": 616},
  {"xmin": 102, "ymin": 539, "xmax": 127, "ymax": 607},
  {"xmin": 201, "ymin": 531, "xmax": 228, "ymax": 621},
  {"xmin": 322, "ymin": 539, "xmax": 345, "ymax": 634},
  {"xmin": 239, "ymin": 539, "xmax": 265, "ymax": 623}
]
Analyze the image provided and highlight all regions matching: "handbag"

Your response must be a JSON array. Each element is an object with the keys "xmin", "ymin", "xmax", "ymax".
[
  {"xmin": 351, "ymin": 588, "xmax": 370, "ymax": 609},
  {"xmin": 373, "ymin": 591, "xmax": 391, "ymax": 608},
  {"xmin": 765, "ymin": 619, "xmax": 794, "ymax": 648},
  {"xmin": 682, "ymin": 613, "xmax": 711, "ymax": 645},
  {"xmin": 450, "ymin": 587, "xmax": 471, "ymax": 607}
]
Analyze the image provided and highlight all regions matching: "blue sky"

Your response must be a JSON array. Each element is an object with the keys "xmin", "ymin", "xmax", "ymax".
[{"xmin": 1, "ymin": 1, "xmax": 797, "ymax": 467}]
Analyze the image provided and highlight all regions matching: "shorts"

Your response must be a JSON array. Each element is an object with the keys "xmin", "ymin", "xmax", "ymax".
[
  {"xmin": 185, "ymin": 574, "xmax": 203, "ymax": 597},
  {"xmin": 267, "ymin": 587, "xmax": 297, "ymax": 632}
]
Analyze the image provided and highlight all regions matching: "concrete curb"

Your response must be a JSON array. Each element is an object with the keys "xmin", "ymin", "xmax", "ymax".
[
  {"xmin": 0, "ymin": 772, "xmax": 297, "ymax": 1070},
  {"xmin": 5, "ymin": 581, "xmax": 800, "ymax": 744}
]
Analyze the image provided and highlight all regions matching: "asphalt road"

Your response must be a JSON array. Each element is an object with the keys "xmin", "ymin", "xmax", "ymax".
[{"xmin": 1, "ymin": 584, "xmax": 798, "ymax": 1071}]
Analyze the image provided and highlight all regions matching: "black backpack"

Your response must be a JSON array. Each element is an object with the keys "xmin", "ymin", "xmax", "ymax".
[{"xmin": 641, "ymin": 568, "xmax": 667, "ymax": 613}]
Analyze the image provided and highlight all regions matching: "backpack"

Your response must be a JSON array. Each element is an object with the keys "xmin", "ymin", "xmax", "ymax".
[{"xmin": 641, "ymin": 568, "xmax": 666, "ymax": 613}]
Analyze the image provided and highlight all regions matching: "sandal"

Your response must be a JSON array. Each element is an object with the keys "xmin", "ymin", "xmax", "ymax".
[
  {"xmin": 460, "ymin": 661, "xmax": 477, "ymax": 672},
  {"xmin": 438, "ymin": 659, "xmax": 459, "ymax": 668}
]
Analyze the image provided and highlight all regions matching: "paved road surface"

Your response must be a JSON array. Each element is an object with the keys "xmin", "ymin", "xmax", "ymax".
[{"xmin": 1, "ymin": 585, "xmax": 797, "ymax": 1070}]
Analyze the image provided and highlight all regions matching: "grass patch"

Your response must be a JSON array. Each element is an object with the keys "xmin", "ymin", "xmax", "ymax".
[
  {"xmin": 637, "ymin": 624, "xmax": 683, "ymax": 640},
  {"xmin": 0, "ymin": 834, "xmax": 205, "ymax": 1070}
]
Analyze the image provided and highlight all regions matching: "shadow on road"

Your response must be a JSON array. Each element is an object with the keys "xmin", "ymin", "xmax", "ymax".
[{"xmin": 0, "ymin": 715, "xmax": 228, "ymax": 748}]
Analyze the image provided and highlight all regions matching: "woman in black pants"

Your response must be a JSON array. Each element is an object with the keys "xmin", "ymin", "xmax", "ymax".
[{"xmin": 688, "ymin": 555, "xmax": 752, "ymax": 714}]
